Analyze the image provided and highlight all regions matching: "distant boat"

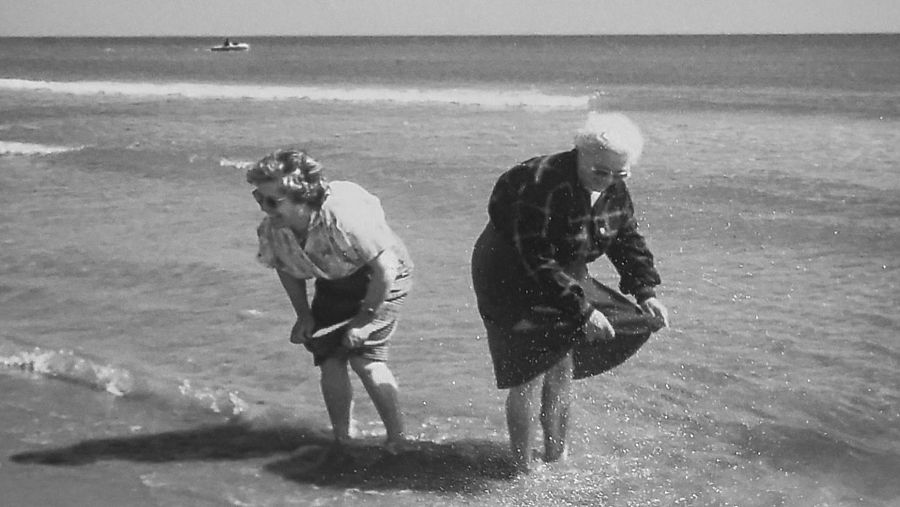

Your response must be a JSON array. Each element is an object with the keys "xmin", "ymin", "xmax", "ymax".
[{"xmin": 210, "ymin": 39, "xmax": 250, "ymax": 52}]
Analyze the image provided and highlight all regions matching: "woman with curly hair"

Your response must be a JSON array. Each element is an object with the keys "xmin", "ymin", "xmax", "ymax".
[{"xmin": 247, "ymin": 149, "xmax": 413, "ymax": 453}]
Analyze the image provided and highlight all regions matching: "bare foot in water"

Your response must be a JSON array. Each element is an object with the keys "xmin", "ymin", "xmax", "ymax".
[
  {"xmin": 383, "ymin": 438, "xmax": 415, "ymax": 455},
  {"xmin": 542, "ymin": 445, "xmax": 568, "ymax": 464},
  {"xmin": 515, "ymin": 448, "xmax": 567, "ymax": 475},
  {"xmin": 514, "ymin": 459, "xmax": 550, "ymax": 476}
]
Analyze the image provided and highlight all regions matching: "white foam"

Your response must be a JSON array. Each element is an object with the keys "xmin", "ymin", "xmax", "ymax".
[
  {"xmin": 1, "ymin": 347, "xmax": 135, "ymax": 396},
  {"xmin": 1, "ymin": 344, "xmax": 251, "ymax": 416},
  {"xmin": 219, "ymin": 157, "xmax": 255, "ymax": 170},
  {"xmin": 0, "ymin": 78, "xmax": 587, "ymax": 110},
  {"xmin": 0, "ymin": 140, "xmax": 82, "ymax": 156},
  {"xmin": 177, "ymin": 378, "xmax": 249, "ymax": 415}
]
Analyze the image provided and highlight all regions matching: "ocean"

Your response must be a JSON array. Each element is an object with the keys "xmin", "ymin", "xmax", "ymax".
[{"xmin": 1, "ymin": 34, "xmax": 898, "ymax": 506}]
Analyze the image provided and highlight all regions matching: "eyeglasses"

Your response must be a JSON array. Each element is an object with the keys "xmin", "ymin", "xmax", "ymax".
[
  {"xmin": 252, "ymin": 189, "xmax": 287, "ymax": 210},
  {"xmin": 592, "ymin": 165, "xmax": 631, "ymax": 180}
]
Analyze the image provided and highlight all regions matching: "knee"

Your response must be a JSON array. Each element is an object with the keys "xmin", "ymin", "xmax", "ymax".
[{"xmin": 350, "ymin": 358, "xmax": 395, "ymax": 384}]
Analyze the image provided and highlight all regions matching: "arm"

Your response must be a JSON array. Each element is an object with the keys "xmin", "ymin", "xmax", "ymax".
[
  {"xmin": 605, "ymin": 190, "xmax": 668, "ymax": 326},
  {"xmin": 605, "ymin": 191, "xmax": 661, "ymax": 303},
  {"xmin": 326, "ymin": 184, "xmax": 403, "ymax": 348},
  {"xmin": 344, "ymin": 249, "xmax": 398, "ymax": 348},
  {"xmin": 508, "ymin": 183, "xmax": 594, "ymax": 322},
  {"xmin": 276, "ymin": 269, "xmax": 314, "ymax": 343}
]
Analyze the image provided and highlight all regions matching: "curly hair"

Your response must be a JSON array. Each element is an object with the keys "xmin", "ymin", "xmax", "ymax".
[{"xmin": 246, "ymin": 149, "xmax": 328, "ymax": 207}]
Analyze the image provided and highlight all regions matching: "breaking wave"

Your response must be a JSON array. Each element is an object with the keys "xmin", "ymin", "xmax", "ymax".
[
  {"xmin": 0, "ymin": 140, "xmax": 84, "ymax": 156},
  {"xmin": 0, "ymin": 77, "xmax": 588, "ymax": 110},
  {"xmin": 0, "ymin": 344, "xmax": 252, "ymax": 418}
]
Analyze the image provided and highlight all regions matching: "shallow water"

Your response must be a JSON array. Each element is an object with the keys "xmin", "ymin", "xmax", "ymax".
[{"xmin": 2, "ymin": 35, "xmax": 899, "ymax": 506}]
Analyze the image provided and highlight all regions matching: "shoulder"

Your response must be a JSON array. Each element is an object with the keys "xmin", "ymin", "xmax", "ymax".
[
  {"xmin": 498, "ymin": 150, "xmax": 576, "ymax": 190},
  {"xmin": 325, "ymin": 180, "xmax": 374, "ymax": 199},
  {"xmin": 319, "ymin": 180, "xmax": 387, "ymax": 230},
  {"xmin": 490, "ymin": 152, "xmax": 578, "ymax": 215},
  {"xmin": 320, "ymin": 181, "xmax": 383, "ymax": 217},
  {"xmin": 534, "ymin": 149, "xmax": 576, "ymax": 177}
]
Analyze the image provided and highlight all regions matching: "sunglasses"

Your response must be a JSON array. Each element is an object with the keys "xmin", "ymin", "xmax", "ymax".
[{"xmin": 252, "ymin": 189, "xmax": 287, "ymax": 210}]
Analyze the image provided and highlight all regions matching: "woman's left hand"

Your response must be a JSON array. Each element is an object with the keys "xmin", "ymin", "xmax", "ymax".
[
  {"xmin": 640, "ymin": 297, "xmax": 670, "ymax": 327},
  {"xmin": 343, "ymin": 326, "xmax": 369, "ymax": 348}
]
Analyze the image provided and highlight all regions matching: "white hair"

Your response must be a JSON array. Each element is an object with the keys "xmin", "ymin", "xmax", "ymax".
[{"xmin": 574, "ymin": 112, "xmax": 645, "ymax": 166}]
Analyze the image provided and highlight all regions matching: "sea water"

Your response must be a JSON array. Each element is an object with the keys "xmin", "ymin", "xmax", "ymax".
[{"xmin": 1, "ymin": 35, "xmax": 899, "ymax": 506}]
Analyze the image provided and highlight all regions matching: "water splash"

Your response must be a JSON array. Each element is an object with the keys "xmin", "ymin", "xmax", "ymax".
[
  {"xmin": 0, "ymin": 344, "xmax": 253, "ymax": 419},
  {"xmin": 177, "ymin": 379, "xmax": 249, "ymax": 416},
  {"xmin": 0, "ymin": 346, "xmax": 135, "ymax": 396}
]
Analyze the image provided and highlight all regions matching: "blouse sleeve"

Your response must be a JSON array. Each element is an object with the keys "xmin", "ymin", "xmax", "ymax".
[{"xmin": 328, "ymin": 184, "xmax": 394, "ymax": 264}]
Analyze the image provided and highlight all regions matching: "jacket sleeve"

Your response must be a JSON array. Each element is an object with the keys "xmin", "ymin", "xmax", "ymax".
[
  {"xmin": 505, "ymin": 182, "xmax": 594, "ymax": 321},
  {"xmin": 605, "ymin": 190, "xmax": 661, "ymax": 302}
]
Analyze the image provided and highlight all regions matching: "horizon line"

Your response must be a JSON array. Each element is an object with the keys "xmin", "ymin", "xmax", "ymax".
[{"xmin": 2, "ymin": 31, "xmax": 898, "ymax": 38}]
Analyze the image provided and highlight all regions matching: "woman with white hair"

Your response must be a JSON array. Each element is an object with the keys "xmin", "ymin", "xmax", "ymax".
[
  {"xmin": 247, "ymin": 149, "xmax": 413, "ymax": 455},
  {"xmin": 471, "ymin": 112, "xmax": 669, "ymax": 473}
]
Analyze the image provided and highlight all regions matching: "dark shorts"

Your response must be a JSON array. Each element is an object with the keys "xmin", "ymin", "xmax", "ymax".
[{"xmin": 305, "ymin": 265, "xmax": 412, "ymax": 367}]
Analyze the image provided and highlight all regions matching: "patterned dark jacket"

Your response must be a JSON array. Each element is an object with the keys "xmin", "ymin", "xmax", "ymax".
[{"xmin": 488, "ymin": 149, "xmax": 661, "ymax": 322}]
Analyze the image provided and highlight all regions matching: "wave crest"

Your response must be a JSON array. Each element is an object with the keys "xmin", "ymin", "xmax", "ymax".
[
  {"xmin": 1, "ymin": 346, "xmax": 135, "ymax": 396},
  {"xmin": 0, "ymin": 141, "xmax": 84, "ymax": 156},
  {"xmin": 0, "ymin": 345, "xmax": 252, "ymax": 418},
  {"xmin": 0, "ymin": 78, "xmax": 587, "ymax": 110}
]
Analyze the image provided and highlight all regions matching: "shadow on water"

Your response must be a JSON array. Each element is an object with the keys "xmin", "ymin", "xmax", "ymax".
[
  {"xmin": 728, "ymin": 422, "xmax": 900, "ymax": 502},
  {"xmin": 9, "ymin": 422, "xmax": 517, "ymax": 493},
  {"xmin": 9, "ymin": 423, "xmax": 328, "ymax": 465},
  {"xmin": 265, "ymin": 439, "xmax": 517, "ymax": 494}
]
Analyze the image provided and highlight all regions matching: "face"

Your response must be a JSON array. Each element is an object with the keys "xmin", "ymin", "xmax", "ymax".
[
  {"xmin": 576, "ymin": 145, "xmax": 631, "ymax": 193},
  {"xmin": 252, "ymin": 181, "xmax": 313, "ymax": 231}
]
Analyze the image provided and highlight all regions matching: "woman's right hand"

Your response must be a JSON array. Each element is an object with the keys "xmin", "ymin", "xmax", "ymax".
[
  {"xmin": 584, "ymin": 309, "xmax": 615, "ymax": 343},
  {"xmin": 289, "ymin": 315, "xmax": 315, "ymax": 344}
]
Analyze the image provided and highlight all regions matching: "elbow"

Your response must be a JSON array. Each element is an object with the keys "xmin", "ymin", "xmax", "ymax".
[{"xmin": 369, "ymin": 250, "xmax": 398, "ymax": 283}]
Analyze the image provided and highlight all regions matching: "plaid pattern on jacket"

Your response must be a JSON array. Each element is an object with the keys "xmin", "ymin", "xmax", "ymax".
[{"xmin": 487, "ymin": 149, "xmax": 661, "ymax": 322}]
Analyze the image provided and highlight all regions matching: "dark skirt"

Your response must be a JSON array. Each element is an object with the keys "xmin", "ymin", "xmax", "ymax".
[
  {"xmin": 306, "ymin": 265, "xmax": 412, "ymax": 366},
  {"xmin": 471, "ymin": 223, "xmax": 664, "ymax": 388}
]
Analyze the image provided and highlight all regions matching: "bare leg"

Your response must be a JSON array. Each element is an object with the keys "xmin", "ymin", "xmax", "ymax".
[
  {"xmin": 319, "ymin": 357, "xmax": 354, "ymax": 444},
  {"xmin": 350, "ymin": 357, "xmax": 405, "ymax": 445},
  {"xmin": 506, "ymin": 375, "xmax": 542, "ymax": 472},
  {"xmin": 541, "ymin": 351, "xmax": 574, "ymax": 462}
]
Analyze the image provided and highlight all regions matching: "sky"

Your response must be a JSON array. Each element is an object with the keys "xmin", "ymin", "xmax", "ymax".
[{"xmin": 1, "ymin": 0, "xmax": 899, "ymax": 37}]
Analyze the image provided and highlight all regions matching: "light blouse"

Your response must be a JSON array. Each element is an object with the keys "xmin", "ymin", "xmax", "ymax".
[{"xmin": 257, "ymin": 181, "xmax": 412, "ymax": 280}]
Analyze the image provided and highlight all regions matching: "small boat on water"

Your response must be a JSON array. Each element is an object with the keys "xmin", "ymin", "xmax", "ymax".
[{"xmin": 210, "ymin": 38, "xmax": 250, "ymax": 52}]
